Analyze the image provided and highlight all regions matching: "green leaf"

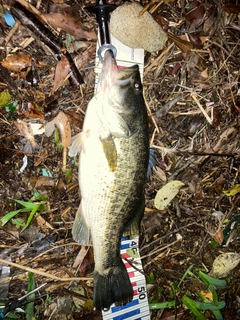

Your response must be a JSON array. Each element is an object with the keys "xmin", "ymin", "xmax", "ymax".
[
  {"xmin": 5, "ymin": 100, "xmax": 18, "ymax": 113},
  {"xmin": 126, "ymin": 248, "xmax": 139, "ymax": 258},
  {"xmin": 22, "ymin": 204, "xmax": 40, "ymax": 231},
  {"xmin": 199, "ymin": 271, "xmax": 227, "ymax": 288},
  {"xmin": 1, "ymin": 209, "xmax": 23, "ymax": 226},
  {"xmin": 223, "ymin": 184, "xmax": 240, "ymax": 197},
  {"xmin": 189, "ymin": 299, "xmax": 225, "ymax": 311},
  {"xmin": 4, "ymin": 313, "xmax": 19, "ymax": 319},
  {"xmin": 65, "ymin": 168, "xmax": 72, "ymax": 179},
  {"xmin": 12, "ymin": 199, "xmax": 36, "ymax": 210},
  {"xmin": 212, "ymin": 309, "xmax": 224, "ymax": 320},
  {"xmin": 30, "ymin": 191, "xmax": 48, "ymax": 202},
  {"xmin": 25, "ymin": 272, "xmax": 35, "ymax": 320},
  {"xmin": 177, "ymin": 264, "xmax": 194, "ymax": 288},
  {"xmin": 146, "ymin": 271, "xmax": 155, "ymax": 284},
  {"xmin": 182, "ymin": 295, "xmax": 206, "ymax": 320},
  {"xmin": 54, "ymin": 128, "xmax": 63, "ymax": 151},
  {"xmin": 11, "ymin": 217, "xmax": 26, "ymax": 229},
  {"xmin": 0, "ymin": 91, "xmax": 11, "ymax": 106},
  {"xmin": 149, "ymin": 300, "xmax": 176, "ymax": 309}
]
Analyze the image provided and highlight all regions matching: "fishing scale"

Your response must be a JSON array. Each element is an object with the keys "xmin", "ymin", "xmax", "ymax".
[{"xmin": 86, "ymin": 1, "xmax": 150, "ymax": 319}]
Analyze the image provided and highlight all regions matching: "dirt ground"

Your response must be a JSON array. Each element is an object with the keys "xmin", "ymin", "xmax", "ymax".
[{"xmin": 0, "ymin": 0, "xmax": 239, "ymax": 319}]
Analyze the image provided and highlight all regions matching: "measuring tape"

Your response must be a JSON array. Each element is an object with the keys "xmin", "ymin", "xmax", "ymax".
[
  {"xmin": 95, "ymin": 33, "xmax": 150, "ymax": 320},
  {"xmin": 102, "ymin": 236, "xmax": 150, "ymax": 320}
]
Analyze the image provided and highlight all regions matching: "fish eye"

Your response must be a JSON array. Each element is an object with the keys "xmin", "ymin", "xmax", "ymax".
[{"xmin": 134, "ymin": 81, "xmax": 142, "ymax": 92}]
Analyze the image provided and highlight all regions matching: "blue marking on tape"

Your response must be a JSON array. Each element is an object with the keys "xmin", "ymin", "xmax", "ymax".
[
  {"xmin": 112, "ymin": 308, "xmax": 140, "ymax": 320},
  {"xmin": 111, "ymin": 299, "xmax": 139, "ymax": 312},
  {"xmin": 120, "ymin": 242, "xmax": 130, "ymax": 250}
]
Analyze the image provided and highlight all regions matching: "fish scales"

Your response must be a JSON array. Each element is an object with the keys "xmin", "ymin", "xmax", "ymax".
[{"xmin": 70, "ymin": 50, "xmax": 149, "ymax": 311}]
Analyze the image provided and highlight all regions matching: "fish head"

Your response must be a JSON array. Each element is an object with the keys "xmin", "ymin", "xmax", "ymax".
[{"xmin": 97, "ymin": 50, "xmax": 145, "ymax": 137}]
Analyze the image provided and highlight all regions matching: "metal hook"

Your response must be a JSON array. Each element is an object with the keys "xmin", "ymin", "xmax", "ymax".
[{"xmin": 97, "ymin": 44, "xmax": 117, "ymax": 64}]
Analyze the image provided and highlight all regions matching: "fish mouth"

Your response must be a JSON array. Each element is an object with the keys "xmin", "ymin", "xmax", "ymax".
[{"xmin": 103, "ymin": 50, "xmax": 139, "ymax": 84}]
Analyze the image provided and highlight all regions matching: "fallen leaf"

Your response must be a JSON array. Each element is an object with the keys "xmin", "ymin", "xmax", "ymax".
[
  {"xmin": 55, "ymin": 111, "xmax": 71, "ymax": 148},
  {"xmin": 223, "ymin": 4, "xmax": 240, "ymax": 14},
  {"xmin": 213, "ymin": 229, "xmax": 224, "ymax": 245},
  {"xmin": 199, "ymin": 290, "xmax": 213, "ymax": 301},
  {"xmin": 185, "ymin": 2, "xmax": 205, "ymax": 30},
  {"xmin": 211, "ymin": 252, "xmax": 240, "ymax": 278},
  {"xmin": 73, "ymin": 246, "xmax": 89, "ymax": 269},
  {"xmin": 1, "ymin": 52, "xmax": 32, "ymax": 72},
  {"xmin": 42, "ymin": 12, "xmax": 97, "ymax": 40},
  {"xmin": 200, "ymin": 68, "xmax": 208, "ymax": 79},
  {"xmin": 223, "ymin": 184, "xmax": 240, "ymax": 197},
  {"xmin": 170, "ymin": 32, "xmax": 193, "ymax": 53},
  {"xmin": 15, "ymin": 119, "xmax": 37, "ymax": 148},
  {"xmin": 0, "ymin": 91, "xmax": 11, "ymax": 106},
  {"xmin": 52, "ymin": 56, "xmax": 70, "ymax": 93},
  {"xmin": 154, "ymin": 180, "xmax": 185, "ymax": 210},
  {"xmin": 44, "ymin": 111, "xmax": 71, "ymax": 148}
]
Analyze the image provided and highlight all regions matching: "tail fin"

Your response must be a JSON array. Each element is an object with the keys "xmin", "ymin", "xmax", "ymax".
[{"xmin": 93, "ymin": 259, "xmax": 133, "ymax": 311}]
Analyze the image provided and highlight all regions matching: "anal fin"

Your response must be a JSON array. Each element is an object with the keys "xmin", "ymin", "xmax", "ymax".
[
  {"xmin": 72, "ymin": 203, "xmax": 90, "ymax": 245},
  {"xmin": 123, "ymin": 198, "xmax": 145, "ymax": 238}
]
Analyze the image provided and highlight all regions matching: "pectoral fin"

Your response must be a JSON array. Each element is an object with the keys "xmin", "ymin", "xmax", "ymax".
[
  {"xmin": 100, "ymin": 135, "xmax": 117, "ymax": 172},
  {"xmin": 72, "ymin": 203, "xmax": 90, "ymax": 245},
  {"xmin": 68, "ymin": 132, "xmax": 83, "ymax": 157}
]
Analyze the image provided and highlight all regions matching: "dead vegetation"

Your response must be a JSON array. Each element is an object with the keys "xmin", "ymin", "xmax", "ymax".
[{"xmin": 0, "ymin": 0, "xmax": 239, "ymax": 319}]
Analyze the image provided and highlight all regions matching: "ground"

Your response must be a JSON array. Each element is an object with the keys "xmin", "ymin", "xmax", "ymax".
[{"xmin": 0, "ymin": 0, "xmax": 239, "ymax": 319}]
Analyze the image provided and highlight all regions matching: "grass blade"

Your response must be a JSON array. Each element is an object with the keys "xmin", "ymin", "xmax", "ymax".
[{"xmin": 149, "ymin": 300, "xmax": 176, "ymax": 309}]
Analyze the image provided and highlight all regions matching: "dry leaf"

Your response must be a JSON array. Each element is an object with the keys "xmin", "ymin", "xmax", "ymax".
[
  {"xmin": 168, "ymin": 32, "xmax": 193, "ymax": 53},
  {"xmin": 52, "ymin": 56, "xmax": 70, "ymax": 93},
  {"xmin": 55, "ymin": 111, "xmax": 71, "ymax": 148},
  {"xmin": 35, "ymin": 176, "xmax": 55, "ymax": 190},
  {"xmin": 44, "ymin": 111, "xmax": 71, "ymax": 148},
  {"xmin": 1, "ymin": 52, "xmax": 32, "ymax": 72},
  {"xmin": 15, "ymin": 119, "xmax": 37, "ymax": 148},
  {"xmin": 185, "ymin": 3, "xmax": 205, "ymax": 30},
  {"xmin": 223, "ymin": 4, "xmax": 240, "ymax": 14},
  {"xmin": 153, "ymin": 166, "xmax": 167, "ymax": 182},
  {"xmin": 211, "ymin": 252, "xmax": 240, "ymax": 278},
  {"xmin": 154, "ymin": 180, "xmax": 185, "ymax": 210},
  {"xmin": 42, "ymin": 12, "xmax": 97, "ymax": 40},
  {"xmin": 73, "ymin": 246, "xmax": 89, "ymax": 269},
  {"xmin": 36, "ymin": 215, "xmax": 54, "ymax": 233},
  {"xmin": 200, "ymin": 68, "xmax": 208, "ymax": 79}
]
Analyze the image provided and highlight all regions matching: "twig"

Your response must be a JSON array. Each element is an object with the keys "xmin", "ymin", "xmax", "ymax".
[
  {"xmin": 191, "ymin": 92, "xmax": 212, "ymax": 124},
  {"xmin": 145, "ymin": 42, "xmax": 174, "ymax": 75},
  {"xmin": 0, "ymin": 258, "xmax": 92, "ymax": 281},
  {"xmin": 143, "ymin": 88, "xmax": 159, "ymax": 134},
  {"xmin": 141, "ymin": 239, "xmax": 181, "ymax": 261}
]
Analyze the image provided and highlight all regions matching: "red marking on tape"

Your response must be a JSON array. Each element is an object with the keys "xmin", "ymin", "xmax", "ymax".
[
  {"xmin": 128, "ymin": 272, "xmax": 135, "ymax": 278},
  {"xmin": 122, "ymin": 253, "xmax": 131, "ymax": 259},
  {"xmin": 124, "ymin": 263, "xmax": 131, "ymax": 268}
]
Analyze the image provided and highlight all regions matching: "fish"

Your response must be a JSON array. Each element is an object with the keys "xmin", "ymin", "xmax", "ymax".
[{"xmin": 69, "ymin": 49, "xmax": 149, "ymax": 311}]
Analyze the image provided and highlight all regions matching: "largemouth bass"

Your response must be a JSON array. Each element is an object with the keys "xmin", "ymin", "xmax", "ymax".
[{"xmin": 69, "ymin": 50, "xmax": 149, "ymax": 311}]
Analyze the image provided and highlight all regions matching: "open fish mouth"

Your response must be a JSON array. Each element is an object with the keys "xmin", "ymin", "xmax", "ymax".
[{"xmin": 102, "ymin": 50, "xmax": 139, "ymax": 85}]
